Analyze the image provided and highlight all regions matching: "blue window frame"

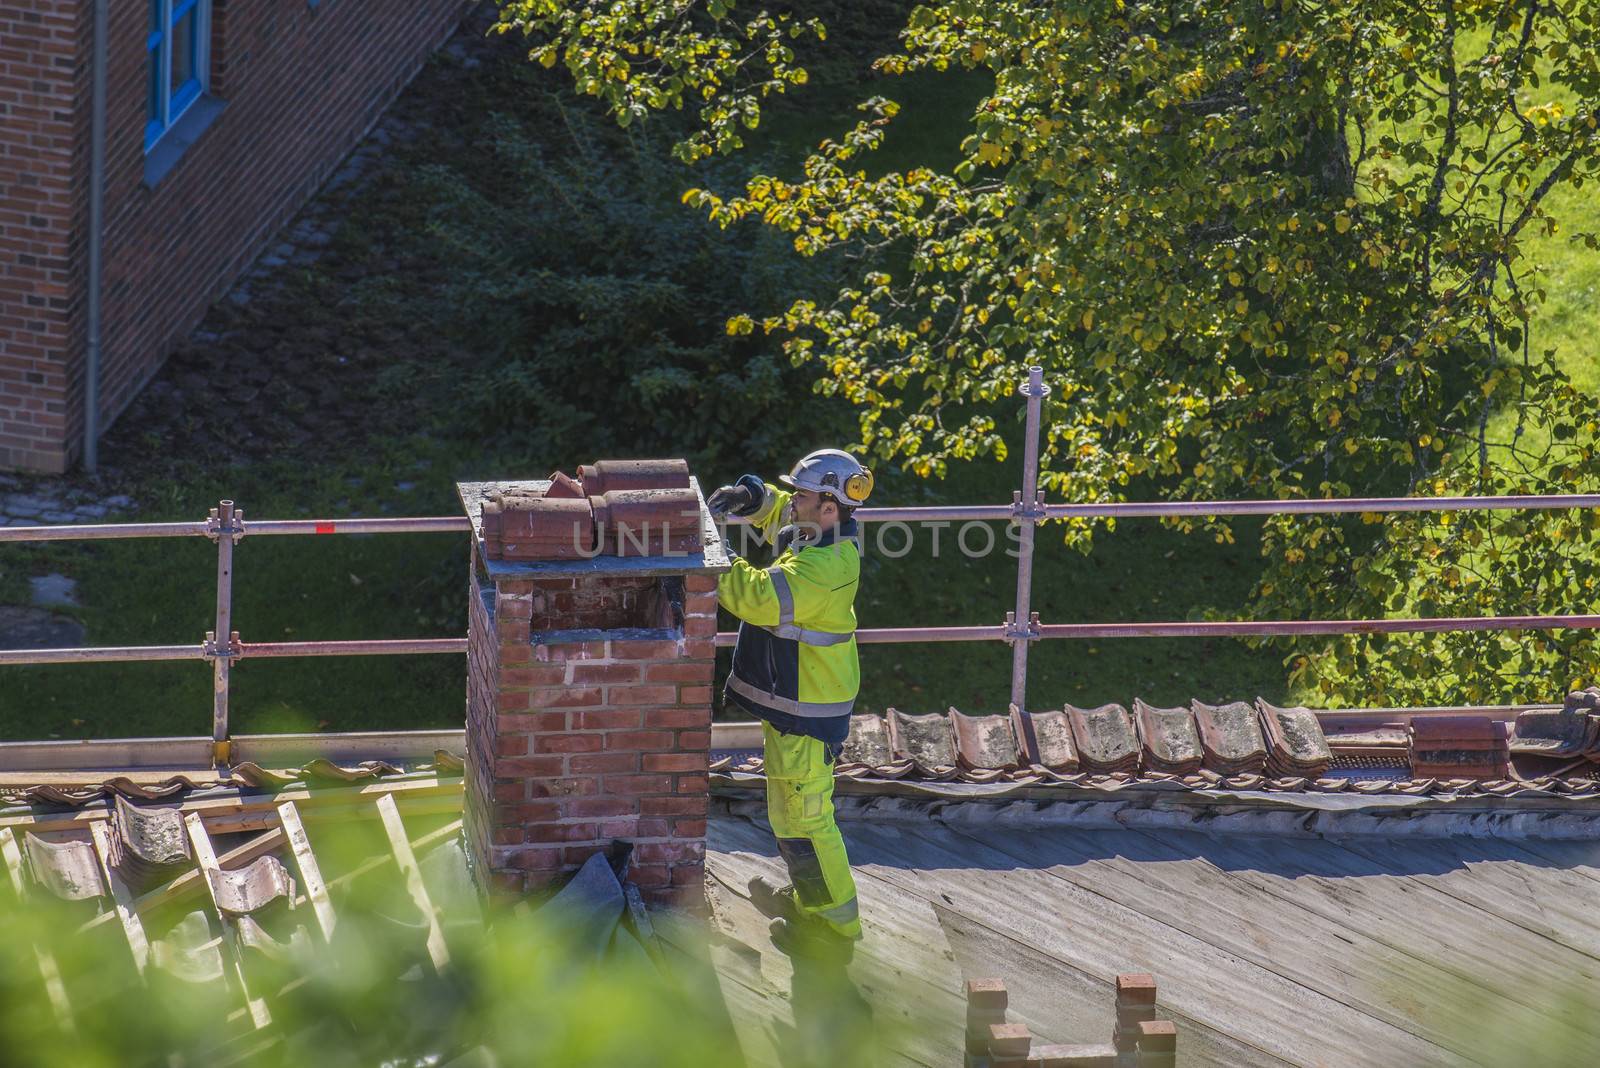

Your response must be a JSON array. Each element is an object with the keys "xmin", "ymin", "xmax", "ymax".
[{"xmin": 145, "ymin": 0, "xmax": 209, "ymax": 152}]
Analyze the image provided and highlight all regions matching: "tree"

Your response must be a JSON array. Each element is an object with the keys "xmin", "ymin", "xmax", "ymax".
[{"xmin": 496, "ymin": 0, "xmax": 1600, "ymax": 706}]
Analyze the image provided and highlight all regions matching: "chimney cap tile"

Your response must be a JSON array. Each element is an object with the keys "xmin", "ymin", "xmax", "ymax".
[{"xmin": 459, "ymin": 478, "xmax": 731, "ymax": 579}]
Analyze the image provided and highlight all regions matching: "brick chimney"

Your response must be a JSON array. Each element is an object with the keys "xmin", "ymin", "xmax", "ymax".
[{"xmin": 459, "ymin": 468, "xmax": 727, "ymax": 908}]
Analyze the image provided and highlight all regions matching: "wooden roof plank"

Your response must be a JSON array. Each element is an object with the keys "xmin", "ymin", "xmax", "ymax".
[
  {"xmin": 1336, "ymin": 833, "xmax": 1600, "ymax": 958},
  {"xmin": 950, "ymin": 823, "xmax": 1600, "ymax": 1059},
  {"xmin": 1, "ymin": 773, "xmax": 462, "ymax": 834},
  {"xmin": 276, "ymin": 801, "xmax": 336, "ymax": 944},
  {"xmin": 1, "ymin": 826, "xmax": 78, "ymax": 1034},
  {"xmin": 926, "ymin": 893, "xmax": 1290, "ymax": 1068},
  {"xmin": 709, "ymin": 816, "xmax": 1288, "ymax": 1068},
  {"xmin": 88, "ymin": 819, "xmax": 150, "ymax": 977},
  {"xmin": 78, "ymin": 827, "xmax": 284, "ymax": 936},
  {"xmin": 1106, "ymin": 826, "xmax": 1600, "ymax": 1045},
  {"xmin": 184, "ymin": 812, "xmax": 271, "ymax": 1030},
  {"xmin": 842, "ymin": 819, "xmax": 1455, "ymax": 1068},
  {"xmin": 375, "ymin": 792, "xmax": 450, "ymax": 973}
]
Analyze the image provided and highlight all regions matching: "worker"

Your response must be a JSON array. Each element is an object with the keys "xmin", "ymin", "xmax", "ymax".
[{"xmin": 707, "ymin": 449, "xmax": 873, "ymax": 960}]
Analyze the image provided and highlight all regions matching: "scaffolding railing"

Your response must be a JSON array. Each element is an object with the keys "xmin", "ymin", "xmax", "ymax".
[{"xmin": 4, "ymin": 366, "xmax": 1600, "ymax": 763}]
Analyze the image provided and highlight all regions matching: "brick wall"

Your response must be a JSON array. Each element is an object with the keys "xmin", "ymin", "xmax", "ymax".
[
  {"xmin": 0, "ymin": 0, "xmax": 472, "ymax": 472},
  {"xmin": 465, "ymin": 539, "xmax": 720, "ymax": 908},
  {"xmin": 0, "ymin": 1, "xmax": 79, "ymax": 472}
]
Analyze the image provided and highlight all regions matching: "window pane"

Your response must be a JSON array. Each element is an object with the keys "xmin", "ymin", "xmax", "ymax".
[{"xmin": 171, "ymin": 10, "xmax": 195, "ymax": 94}]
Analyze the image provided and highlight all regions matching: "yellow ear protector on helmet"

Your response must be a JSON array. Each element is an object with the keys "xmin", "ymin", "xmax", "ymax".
[{"xmin": 843, "ymin": 467, "xmax": 874, "ymax": 503}]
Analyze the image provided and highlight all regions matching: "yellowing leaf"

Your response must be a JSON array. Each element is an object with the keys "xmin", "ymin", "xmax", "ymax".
[{"xmin": 1081, "ymin": 309, "xmax": 1095, "ymax": 330}]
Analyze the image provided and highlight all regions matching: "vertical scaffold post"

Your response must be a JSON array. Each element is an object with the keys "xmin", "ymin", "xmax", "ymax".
[
  {"xmin": 211, "ymin": 500, "xmax": 239, "ymax": 765},
  {"xmin": 1009, "ymin": 366, "xmax": 1048, "ymax": 713}
]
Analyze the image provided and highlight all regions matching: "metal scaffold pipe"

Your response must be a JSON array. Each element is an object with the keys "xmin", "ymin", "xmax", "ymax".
[
  {"xmin": 211, "ymin": 501, "xmax": 238, "ymax": 761},
  {"xmin": 1009, "ymin": 366, "xmax": 1048, "ymax": 713}
]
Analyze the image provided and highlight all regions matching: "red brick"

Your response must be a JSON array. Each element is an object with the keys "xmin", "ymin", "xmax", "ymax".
[
  {"xmin": 600, "ymin": 818, "xmax": 670, "ymax": 839},
  {"xmin": 500, "ymin": 712, "xmax": 569, "ymax": 733},
  {"xmin": 1116, "ymin": 974, "xmax": 1158, "ymax": 1005},
  {"xmin": 525, "ymin": 822, "xmax": 599, "ymax": 844},
  {"xmin": 487, "ymin": 871, "xmax": 525, "ymax": 896},
  {"xmin": 570, "ymin": 663, "xmax": 642, "ymax": 684},
  {"xmin": 607, "ymin": 684, "xmax": 680, "ymax": 706},
  {"xmin": 685, "ymin": 574, "xmax": 719, "ymax": 593},
  {"xmin": 498, "ymin": 597, "xmax": 533, "ymax": 619},
  {"xmin": 565, "ymin": 798, "xmax": 637, "ymax": 819},
  {"xmin": 684, "ymin": 615, "xmax": 718, "ymax": 638},
  {"xmin": 497, "ymin": 579, "xmax": 544, "ymax": 596},
  {"xmin": 644, "ymin": 662, "xmax": 713, "ymax": 684},
  {"xmin": 493, "ymin": 781, "xmax": 528, "ymax": 802},
  {"xmin": 643, "ymin": 752, "xmax": 707, "ymax": 773},
  {"xmin": 610, "ymin": 639, "xmax": 682, "ymax": 660},
  {"xmin": 675, "ymin": 775, "xmax": 709, "ymax": 794},
  {"xmin": 684, "ymin": 589, "xmax": 719, "ymax": 612},
  {"xmin": 505, "ymin": 847, "xmax": 566, "ymax": 871},
  {"xmin": 495, "ymin": 734, "xmax": 530, "ymax": 758},
  {"xmin": 684, "ymin": 639, "xmax": 716, "ymax": 659},
  {"xmin": 604, "ymin": 729, "xmax": 675, "ymax": 751},
  {"xmin": 678, "ymin": 686, "xmax": 714, "ymax": 705},
  {"xmin": 529, "ymin": 686, "xmax": 605, "ymax": 709},
  {"xmin": 572, "ymin": 709, "xmax": 642, "ymax": 730},
  {"xmin": 603, "ymin": 774, "xmax": 673, "ymax": 796},
  {"xmin": 629, "ymin": 864, "xmax": 672, "ymax": 888},
  {"xmin": 532, "ymin": 640, "xmax": 609, "ymax": 662},
  {"xmin": 675, "ymin": 730, "xmax": 711, "ymax": 751},
  {"xmin": 495, "ymin": 756, "xmax": 565, "ymax": 778},
  {"xmin": 561, "ymin": 845, "xmax": 608, "ymax": 866},
  {"xmin": 534, "ymin": 733, "xmax": 604, "ymax": 754},
  {"xmin": 644, "ymin": 708, "xmax": 706, "ymax": 729},
  {"xmin": 634, "ymin": 840, "xmax": 705, "ymax": 865},
  {"xmin": 528, "ymin": 777, "xmax": 599, "ymax": 798},
  {"xmin": 501, "ymin": 665, "xmax": 569, "ymax": 688},
  {"xmin": 495, "ymin": 691, "xmax": 532, "ymax": 712},
  {"xmin": 568, "ymin": 751, "xmax": 641, "ymax": 774},
  {"xmin": 492, "ymin": 826, "xmax": 525, "ymax": 846},
  {"xmin": 672, "ymin": 819, "xmax": 707, "ymax": 838},
  {"xmin": 641, "ymin": 795, "xmax": 709, "ymax": 817},
  {"xmin": 508, "ymin": 802, "xmax": 563, "ymax": 823}
]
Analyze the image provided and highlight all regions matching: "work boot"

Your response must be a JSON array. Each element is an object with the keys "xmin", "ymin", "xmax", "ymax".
[
  {"xmin": 747, "ymin": 875, "xmax": 800, "ymax": 922},
  {"xmin": 768, "ymin": 917, "xmax": 856, "ymax": 964}
]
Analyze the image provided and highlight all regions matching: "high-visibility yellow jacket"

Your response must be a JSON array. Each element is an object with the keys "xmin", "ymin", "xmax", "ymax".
[{"xmin": 717, "ymin": 482, "xmax": 860, "ymax": 745}]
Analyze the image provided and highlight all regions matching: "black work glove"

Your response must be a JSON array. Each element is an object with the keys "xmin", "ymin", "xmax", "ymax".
[{"xmin": 707, "ymin": 474, "xmax": 765, "ymax": 517}]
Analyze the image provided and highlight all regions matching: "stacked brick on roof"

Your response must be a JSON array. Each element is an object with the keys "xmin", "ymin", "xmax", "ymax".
[{"xmin": 1410, "ymin": 716, "xmax": 1510, "ymax": 779}]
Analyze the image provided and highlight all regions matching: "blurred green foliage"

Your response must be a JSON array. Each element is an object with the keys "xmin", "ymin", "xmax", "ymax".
[{"xmin": 0, "ymin": 825, "xmax": 893, "ymax": 1067}]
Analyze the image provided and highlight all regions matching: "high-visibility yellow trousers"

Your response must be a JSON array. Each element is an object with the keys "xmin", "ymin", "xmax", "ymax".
[{"xmin": 762, "ymin": 721, "xmax": 862, "ymax": 940}]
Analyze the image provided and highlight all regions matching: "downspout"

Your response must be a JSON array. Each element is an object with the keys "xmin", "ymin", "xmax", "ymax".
[{"xmin": 84, "ymin": 0, "xmax": 107, "ymax": 472}]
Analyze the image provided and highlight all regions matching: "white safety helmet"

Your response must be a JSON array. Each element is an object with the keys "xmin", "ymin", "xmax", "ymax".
[{"xmin": 780, "ymin": 448, "xmax": 874, "ymax": 505}]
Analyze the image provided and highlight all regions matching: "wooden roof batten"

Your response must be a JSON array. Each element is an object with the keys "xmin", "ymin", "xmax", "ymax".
[{"xmin": 2, "ymin": 776, "xmax": 466, "ymax": 1058}]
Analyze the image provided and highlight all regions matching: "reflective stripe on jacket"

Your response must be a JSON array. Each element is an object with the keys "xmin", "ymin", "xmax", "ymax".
[{"xmin": 717, "ymin": 482, "xmax": 860, "ymax": 745}]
